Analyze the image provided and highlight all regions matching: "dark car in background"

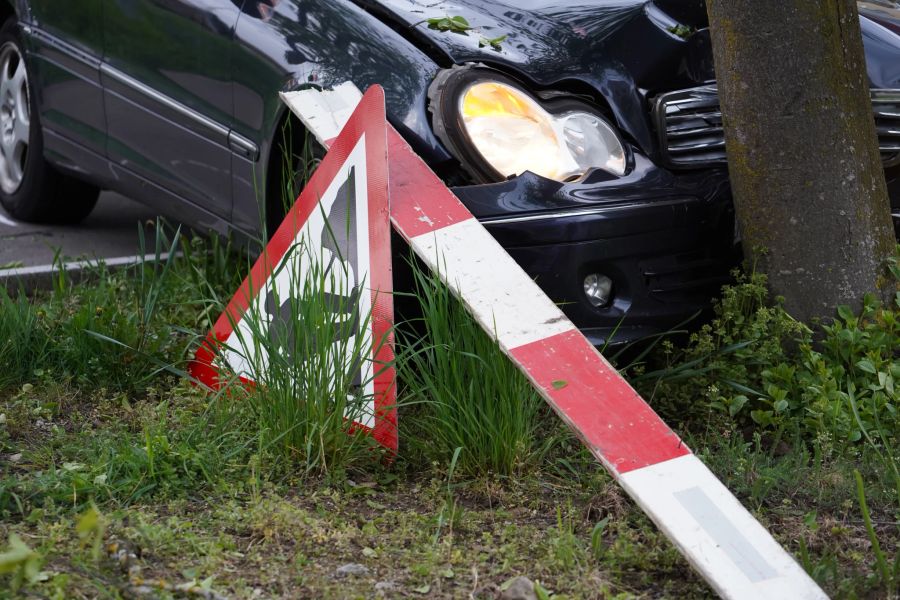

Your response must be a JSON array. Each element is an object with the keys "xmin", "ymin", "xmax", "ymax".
[{"xmin": 1, "ymin": 0, "xmax": 898, "ymax": 345}]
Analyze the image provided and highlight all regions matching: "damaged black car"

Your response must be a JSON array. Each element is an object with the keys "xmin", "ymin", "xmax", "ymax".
[{"xmin": 3, "ymin": 0, "xmax": 899, "ymax": 344}]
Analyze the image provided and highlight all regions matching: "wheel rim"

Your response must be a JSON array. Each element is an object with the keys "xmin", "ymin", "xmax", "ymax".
[{"xmin": 0, "ymin": 42, "xmax": 29, "ymax": 195}]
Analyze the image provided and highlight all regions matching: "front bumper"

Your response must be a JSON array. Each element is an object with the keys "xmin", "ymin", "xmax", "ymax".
[{"xmin": 452, "ymin": 154, "xmax": 739, "ymax": 346}]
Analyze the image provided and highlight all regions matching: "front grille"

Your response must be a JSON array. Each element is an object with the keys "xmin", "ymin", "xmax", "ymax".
[
  {"xmin": 874, "ymin": 90, "xmax": 900, "ymax": 167},
  {"xmin": 653, "ymin": 85, "xmax": 900, "ymax": 169}
]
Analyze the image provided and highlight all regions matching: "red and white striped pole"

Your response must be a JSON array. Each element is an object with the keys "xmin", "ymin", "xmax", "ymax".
[{"xmin": 281, "ymin": 84, "xmax": 827, "ymax": 600}]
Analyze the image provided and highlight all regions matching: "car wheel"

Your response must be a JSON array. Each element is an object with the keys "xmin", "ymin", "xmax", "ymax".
[
  {"xmin": 266, "ymin": 120, "xmax": 324, "ymax": 238},
  {"xmin": 0, "ymin": 18, "xmax": 98, "ymax": 223}
]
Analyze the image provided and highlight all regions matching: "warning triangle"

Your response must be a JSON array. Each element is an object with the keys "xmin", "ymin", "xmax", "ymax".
[{"xmin": 190, "ymin": 86, "xmax": 396, "ymax": 451}]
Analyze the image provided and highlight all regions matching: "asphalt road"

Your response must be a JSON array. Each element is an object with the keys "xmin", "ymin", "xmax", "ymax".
[
  {"xmin": 0, "ymin": 192, "xmax": 177, "ymax": 292},
  {"xmin": 0, "ymin": 192, "xmax": 163, "ymax": 270}
]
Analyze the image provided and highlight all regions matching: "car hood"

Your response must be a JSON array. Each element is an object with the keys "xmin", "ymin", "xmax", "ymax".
[
  {"xmin": 354, "ymin": 0, "xmax": 717, "ymax": 152},
  {"xmin": 353, "ymin": 0, "xmax": 900, "ymax": 153},
  {"xmin": 357, "ymin": 0, "xmax": 713, "ymax": 90}
]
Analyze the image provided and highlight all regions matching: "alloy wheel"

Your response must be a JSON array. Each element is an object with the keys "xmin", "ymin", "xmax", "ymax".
[{"xmin": 0, "ymin": 41, "xmax": 29, "ymax": 195}]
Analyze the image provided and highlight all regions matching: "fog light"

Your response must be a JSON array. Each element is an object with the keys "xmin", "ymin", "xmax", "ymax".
[{"xmin": 584, "ymin": 273, "xmax": 613, "ymax": 308}]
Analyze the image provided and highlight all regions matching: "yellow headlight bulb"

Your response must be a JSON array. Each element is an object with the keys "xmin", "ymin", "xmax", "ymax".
[{"xmin": 460, "ymin": 82, "xmax": 566, "ymax": 180}]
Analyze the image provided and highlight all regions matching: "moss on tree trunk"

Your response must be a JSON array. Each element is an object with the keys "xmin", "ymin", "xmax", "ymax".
[{"xmin": 707, "ymin": 0, "xmax": 895, "ymax": 322}]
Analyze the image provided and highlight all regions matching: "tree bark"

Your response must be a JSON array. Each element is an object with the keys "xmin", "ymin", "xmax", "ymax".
[{"xmin": 707, "ymin": 0, "xmax": 896, "ymax": 322}]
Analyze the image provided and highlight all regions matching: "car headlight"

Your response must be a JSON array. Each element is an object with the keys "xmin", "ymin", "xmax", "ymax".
[{"xmin": 429, "ymin": 67, "xmax": 627, "ymax": 183}]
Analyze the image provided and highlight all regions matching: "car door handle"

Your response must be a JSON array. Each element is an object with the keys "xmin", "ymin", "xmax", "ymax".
[{"xmin": 228, "ymin": 132, "xmax": 259, "ymax": 161}]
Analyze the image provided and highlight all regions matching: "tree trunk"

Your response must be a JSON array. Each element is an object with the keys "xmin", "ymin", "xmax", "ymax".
[{"xmin": 706, "ymin": 0, "xmax": 896, "ymax": 322}]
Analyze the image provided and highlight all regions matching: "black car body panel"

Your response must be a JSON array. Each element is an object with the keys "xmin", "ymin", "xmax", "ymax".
[
  {"xmin": 25, "ymin": 2, "xmax": 106, "ymax": 159},
  {"xmin": 229, "ymin": 0, "xmax": 449, "ymax": 232},
  {"xmin": 6, "ymin": 0, "xmax": 900, "ymax": 344}
]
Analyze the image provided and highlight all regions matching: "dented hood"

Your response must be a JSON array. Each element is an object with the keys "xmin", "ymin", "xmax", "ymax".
[
  {"xmin": 353, "ymin": 0, "xmax": 716, "ymax": 152},
  {"xmin": 353, "ymin": 0, "xmax": 900, "ymax": 152},
  {"xmin": 356, "ymin": 0, "xmax": 714, "ymax": 92}
]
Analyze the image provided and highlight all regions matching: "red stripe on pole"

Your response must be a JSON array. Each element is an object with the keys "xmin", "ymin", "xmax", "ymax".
[
  {"xmin": 509, "ymin": 329, "xmax": 690, "ymax": 475},
  {"xmin": 387, "ymin": 129, "xmax": 474, "ymax": 237}
]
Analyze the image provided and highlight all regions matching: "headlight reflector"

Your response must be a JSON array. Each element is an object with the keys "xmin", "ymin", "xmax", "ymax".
[
  {"xmin": 560, "ymin": 112, "xmax": 627, "ymax": 178},
  {"xmin": 453, "ymin": 79, "xmax": 626, "ymax": 182}
]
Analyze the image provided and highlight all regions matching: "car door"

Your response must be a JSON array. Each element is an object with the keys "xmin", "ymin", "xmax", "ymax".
[
  {"xmin": 101, "ymin": 0, "xmax": 246, "ymax": 219},
  {"xmin": 26, "ymin": 1, "xmax": 107, "ymax": 158}
]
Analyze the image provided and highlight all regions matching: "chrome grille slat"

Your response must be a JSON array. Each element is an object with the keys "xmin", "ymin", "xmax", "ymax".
[
  {"xmin": 668, "ymin": 140, "xmax": 727, "ymax": 154},
  {"xmin": 667, "ymin": 126, "xmax": 724, "ymax": 139},
  {"xmin": 665, "ymin": 111, "xmax": 722, "ymax": 122},
  {"xmin": 654, "ymin": 85, "xmax": 900, "ymax": 169}
]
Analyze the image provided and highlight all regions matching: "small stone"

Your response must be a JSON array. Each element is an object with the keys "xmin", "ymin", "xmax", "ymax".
[
  {"xmin": 9, "ymin": 453, "xmax": 22, "ymax": 463},
  {"xmin": 334, "ymin": 563, "xmax": 369, "ymax": 578},
  {"xmin": 374, "ymin": 581, "xmax": 397, "ymax": 595},
  {"xmin": 500, "ymin": 576, "xmax": 537, "ymax": 600}
]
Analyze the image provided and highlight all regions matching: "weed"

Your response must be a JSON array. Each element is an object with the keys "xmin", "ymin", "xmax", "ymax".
[
  {"xmin": 590, "ymin": 516, "xmax": 611, "ymax": 560},
  {"xmin": 0, "ymin": 221, "xmax": 244, "ymax": 395},
  {"xmin": 635, "ymin": 269, "xmax": 899, "ymax": 456},
  {"xmin": 855, "ymin": 470, "xmax": 898, "ymax": 596},
  {"xmin": 633, "ymin": 263, "xmax": 900, "ymax": 596},
  {"xmin": 0, "ymin": 290, "xmax": 46, "ymax": 388},
  {"xmin": 75, "ymin": 504, "xmax": 106, "ymax": 562},
  {"xmin": 432, "ymin": 447, "xmax": 465, "ymax": 544},
  {"xmin": 207, "ymin": 223, "xmax": 394, "ymax": 477},
  {"xmin": 548, "ymin": 505, "xmax": 584, "ymax": 571},
  {"xmin": 0, "ymin": 533, "xmax": 45, "ymax": 592}
]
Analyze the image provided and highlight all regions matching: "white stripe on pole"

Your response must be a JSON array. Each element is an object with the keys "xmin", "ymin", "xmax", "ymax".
[
  {"xmin": 282, "ymin": 82, "xmax": 368, "ymax": 147},
  {"xmin": 411, "ymin": 219, "xmax": 573, "ymax": 350}
]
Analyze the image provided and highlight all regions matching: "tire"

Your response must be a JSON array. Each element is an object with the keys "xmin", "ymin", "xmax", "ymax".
[
  {"xmin": 0, "ymin": 18, "xmax": 98, "ymax": 223},
  {"xmin": 265, "ymin": 118, "xmax": 324, "ymax": 238}
]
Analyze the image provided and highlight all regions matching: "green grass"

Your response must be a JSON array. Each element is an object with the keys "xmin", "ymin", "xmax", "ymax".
[
  {"xmin": 0, "ymin": 290, "xmax": 45, "ymax": 388},
  {"xmin": 0, "ymin": 222, "xmax": 241, "ymax": 394},
  {"xmin": 399, "ymin": 260, "xmax": 562, "ymax": 477},
  {"xmin": 2, "ymin": 379, "xmax": 893, "ymax": 598},
  {"xmin": 1, "ymin": 230, "xmax": 898, "ymax": 598},
  {"xmin": 211, "ymin": 237, "xmax": 395, "ymax": 478}
]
